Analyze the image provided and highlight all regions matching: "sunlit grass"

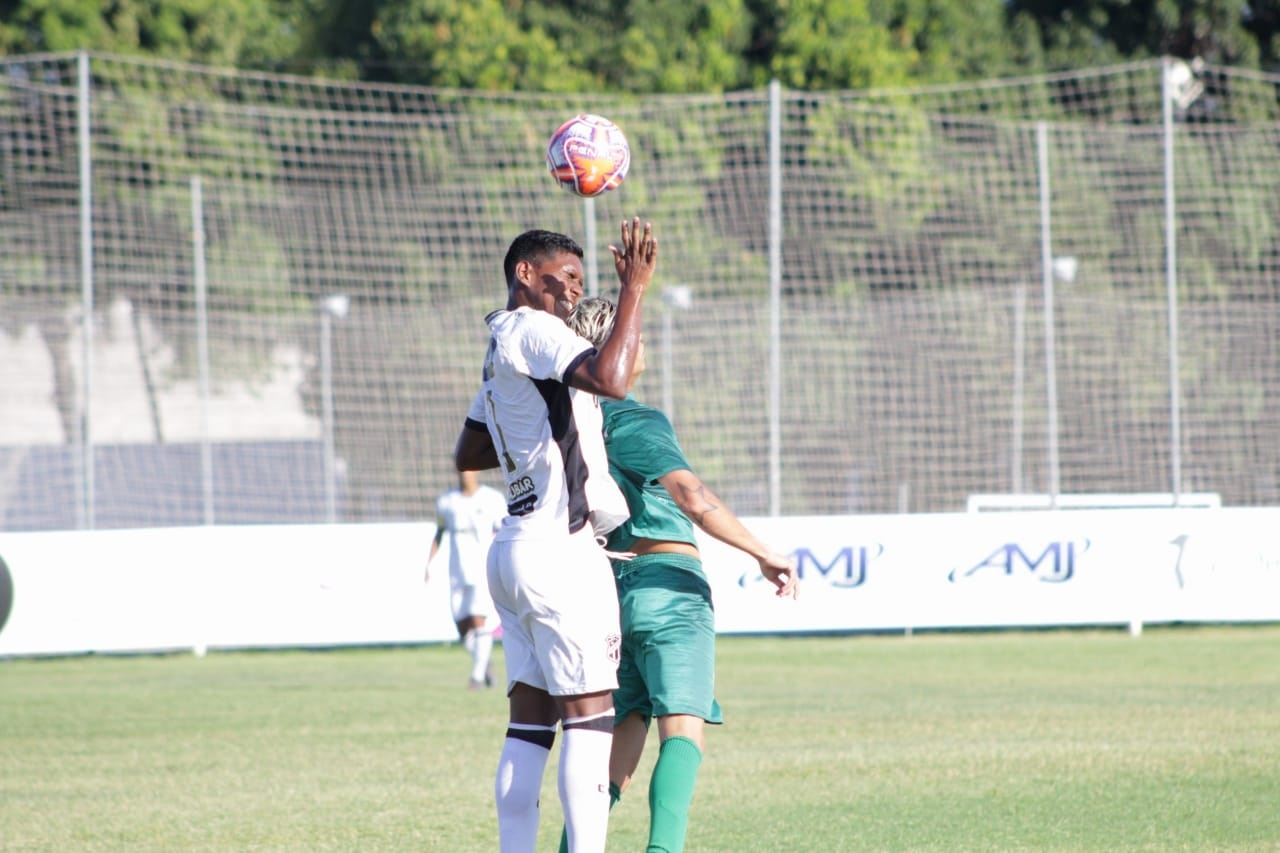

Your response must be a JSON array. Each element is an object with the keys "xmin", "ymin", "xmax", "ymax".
[{"xmin": 2, "ymin": 626, "xmax": 1278, "ymax": 851}]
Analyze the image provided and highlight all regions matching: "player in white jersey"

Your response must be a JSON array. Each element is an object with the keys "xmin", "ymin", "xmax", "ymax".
[
  {"xmin": 426, "ymin": 469, "xmax": 507, "ymax": 688},
  {"xmin": 454, "ymin": 219, "xmax": 657, "ymax": 853}
]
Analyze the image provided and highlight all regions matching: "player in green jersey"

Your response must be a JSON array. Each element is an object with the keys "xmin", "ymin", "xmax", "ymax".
[{"xmin": 562, "ymin": 296, "xmax": 798, "ymax": 853}]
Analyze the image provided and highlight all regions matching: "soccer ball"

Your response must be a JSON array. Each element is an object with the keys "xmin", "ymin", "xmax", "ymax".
[{"xmin": 545, "ymin": 114, "xmax": 630, "ymax": 198}]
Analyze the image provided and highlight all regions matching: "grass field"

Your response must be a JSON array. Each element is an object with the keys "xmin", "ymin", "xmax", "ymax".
[{"xmin": 2, "ymin": 625, "xmax": 1278, "ymax": 851}]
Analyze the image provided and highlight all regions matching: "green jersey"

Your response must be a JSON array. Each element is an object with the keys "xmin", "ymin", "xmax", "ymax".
[{"xmin": 601, "ymin": 393, "xmax": 697, "ymax": 553}]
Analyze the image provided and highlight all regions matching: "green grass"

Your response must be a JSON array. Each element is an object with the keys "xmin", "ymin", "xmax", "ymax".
[{"xmin": 2, "ymin": 626, "xmax": 1279, "ymax": 851}]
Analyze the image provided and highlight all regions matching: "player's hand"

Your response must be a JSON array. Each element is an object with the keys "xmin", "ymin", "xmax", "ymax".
[
  {"xmin": 759, "ymin": 550, "xmax": 799, "ymax": 599},
  {"xmin": 609, "ymin": 217, "xmax": 657, "ymax": 295}
]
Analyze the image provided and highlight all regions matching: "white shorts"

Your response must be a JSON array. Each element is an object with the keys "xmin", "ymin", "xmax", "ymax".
[
  {"xmin": 486, "ymin": 526, "xmax": 621, "ymax": 697},
  {"xmin": 450, "ymin": 582, "xmax": 495, "ymax": 622}
]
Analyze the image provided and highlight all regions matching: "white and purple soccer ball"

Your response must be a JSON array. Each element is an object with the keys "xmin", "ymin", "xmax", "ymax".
[{"xmin": 546, "ymin": 114, "xmax": 631, "ymax": 198}]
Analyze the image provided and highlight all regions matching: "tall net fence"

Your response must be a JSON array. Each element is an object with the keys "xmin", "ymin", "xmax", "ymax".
[{"xmin": 2, "ymin": 53, "xmax": 1278, "ymax": 529}]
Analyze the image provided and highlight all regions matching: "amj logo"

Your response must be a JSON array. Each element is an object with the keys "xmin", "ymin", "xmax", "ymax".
[
  {"xmin": 739, "ymin": 545, "xmax": 881, "ymax": 589},
  {"xmin": 0, "ymin": 553, "xmax": 12, "ymax": 634},
  {"xmin": 948, "ymin": 539, "xmax": 1089, "ymax": 584}
]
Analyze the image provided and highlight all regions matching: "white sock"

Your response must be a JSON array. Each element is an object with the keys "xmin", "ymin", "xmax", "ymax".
[
  {"xmin": 495, "ymin": 728, "xmax": 555, "ymax": 853},
  {"xmin": 462, "ymin": 628, "xmax": 477, "ymax": 655},
  {"xmin": 558, "ymin": 714, "xmax": 614, "ymax": 853},
  {"xmin": 470, "ymin": 627, "xmax": 494, "ymax": 683}
]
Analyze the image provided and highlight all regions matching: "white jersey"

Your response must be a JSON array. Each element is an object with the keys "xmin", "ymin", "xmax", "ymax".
[
  {"xmin": 465, "ymin": 306, "xmax": 626, "ymax": 541},
  {"xmin": 435, "ymin": 484, "xmax": 506, "ymax": 588}
]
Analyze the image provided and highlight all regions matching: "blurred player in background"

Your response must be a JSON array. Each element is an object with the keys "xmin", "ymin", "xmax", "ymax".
[
  {"xmin": 426, "ymin": 469, "xmax": 507, "ymax": 689},
  {"xmin": 453, "ymin": 219, "xmax": 658, "ymax": 853},
  {"xmin": 562, "ymin": 296, "xmax": 798, "ymax": 853}
]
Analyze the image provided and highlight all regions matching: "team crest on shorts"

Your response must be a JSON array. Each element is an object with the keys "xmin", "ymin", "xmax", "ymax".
[{"xmin": 606, "ymin": 633, "xmax": 621, "ymax": 664}]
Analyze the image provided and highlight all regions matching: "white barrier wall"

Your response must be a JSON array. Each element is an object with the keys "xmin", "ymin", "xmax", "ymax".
[
  {"xmin": 702, "ymin": 508, "xmax": 1280, "ymax": 633},
  {"xmin": 1, "ymin": 509, "xmax": 1277, "ymax": 657},
  {"xmin": 0, "ymin": 524, "xmax": 453, "ymax": 657}
]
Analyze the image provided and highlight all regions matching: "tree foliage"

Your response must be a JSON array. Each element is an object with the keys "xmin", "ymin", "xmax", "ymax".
[
  {"xmin": 370, "ymin": 0, "xmax": 593, "ymax": 90},
  {"xmin": 3, "ymin": 0, "xmax": 1278, "ymax": 89},
  {"xmin": 0, "ymin": 0, "xmax": 301, "ymax": 66},
  {"xmin": 1007, "ymin": 0, "xmax": 1269, "ymax": 69},
  {"xmin": 875, "ymin": 0, "xmax": 1021, "ymax": 82}
]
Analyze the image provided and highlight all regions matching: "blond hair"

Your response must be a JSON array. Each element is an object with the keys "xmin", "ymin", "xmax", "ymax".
[{"xmin": 566, "ymin": 296, "xmax": 616, "ymax": 348}]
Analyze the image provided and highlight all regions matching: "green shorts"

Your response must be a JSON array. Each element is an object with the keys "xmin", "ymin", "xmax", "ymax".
[{"xmin": 611, "ymin": 552, "xmax": 723, "ymax": 726}]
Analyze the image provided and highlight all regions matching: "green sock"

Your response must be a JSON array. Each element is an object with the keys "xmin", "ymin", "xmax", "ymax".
[
  {"xmin": 646, "ymin": 736, "xmax": 703, "ymax": 853},
  {"xmin": 558, "ymin": 781, "xmax": 622, "ymax": 852}
]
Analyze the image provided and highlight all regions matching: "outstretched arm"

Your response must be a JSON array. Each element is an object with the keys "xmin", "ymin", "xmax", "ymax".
[{"xmin": 658, "ymin": 468, "xmax": 799, "ymax": 599}]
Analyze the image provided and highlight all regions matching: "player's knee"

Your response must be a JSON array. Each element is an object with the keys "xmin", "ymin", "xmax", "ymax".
[{"xmin": 656, "ymin": 714, "xmax": 706, "ymax": 750}]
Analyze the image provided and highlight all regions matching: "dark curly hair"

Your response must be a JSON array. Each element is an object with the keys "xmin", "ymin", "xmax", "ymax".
[{"xmin": 503, "ymin": 230, "xmax": 584, "ymax": 287}]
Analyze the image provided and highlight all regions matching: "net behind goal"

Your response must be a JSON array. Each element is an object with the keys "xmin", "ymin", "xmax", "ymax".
[{"xmin": 1, "ymin": 54, "xmax": 1278, "ymax": 529}]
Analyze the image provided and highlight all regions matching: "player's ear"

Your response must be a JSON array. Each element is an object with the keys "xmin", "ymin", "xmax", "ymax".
[{"xmin": 513, "ymin": 258, "xmax": 534, "ymax": 286}]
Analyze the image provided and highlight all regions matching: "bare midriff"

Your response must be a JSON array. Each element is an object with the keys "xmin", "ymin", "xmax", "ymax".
[{"xmin": 627, "ymin": 537, "xmax": 700, "ymax": 559}]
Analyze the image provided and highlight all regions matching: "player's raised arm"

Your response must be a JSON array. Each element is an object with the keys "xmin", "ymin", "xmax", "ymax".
[{"xmin": 567, "ymin": 217, "xmax": 657, "ymax": 400}]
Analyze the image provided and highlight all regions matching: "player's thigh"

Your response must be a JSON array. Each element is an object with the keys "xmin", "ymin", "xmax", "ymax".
[
  {"xmin": 621, "ymin": 566, "xmax": 720, "ymax": 722},
  {"xmin": 487, "ymin": 541, "xmax": 544, "ymax": 693},
  {"xmin": 612, "ymin": 634, "xmax": 652, "ymax": 723},
  {"xmin": 500, "ymin": 531, "xmax": 621, "ymax": 697},
  {"xmin": 509, "ymin": 681, "xmax": 559, "ymax": 727}
]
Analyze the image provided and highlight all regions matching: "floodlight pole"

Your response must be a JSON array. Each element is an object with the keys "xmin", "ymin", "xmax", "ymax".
[
  {"xmin": 661, "ymin": 286, "xmax": 692, "ymax": 426},
  {"xmin": 767, "ymin": 79, "xmax": 783, "ymax": 517},
  {"xmin": 319, "ymin": 294, "xmax": 349, "ymax": 524},
  {"xmin": 1037, "ymin": 121, "xmax": 1061, "ymax": 507},
  {"xmin": 1162, "ymin": 58, "xmax": 1185, "ymax": 503},
  {"xmin": 583, "ymin": 197, "xmax": 598, "ymax": 296},
  {"xmin": 1011, "ymin": 282, "xmax": 1027, "ymax": 494},
  {"xmin": 192, "ymin": 175, "xmax": 214, "ymax": 525},
  {"xmin": 77, "ymin": 50, "xmax": 95, "ymax": 530}
]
